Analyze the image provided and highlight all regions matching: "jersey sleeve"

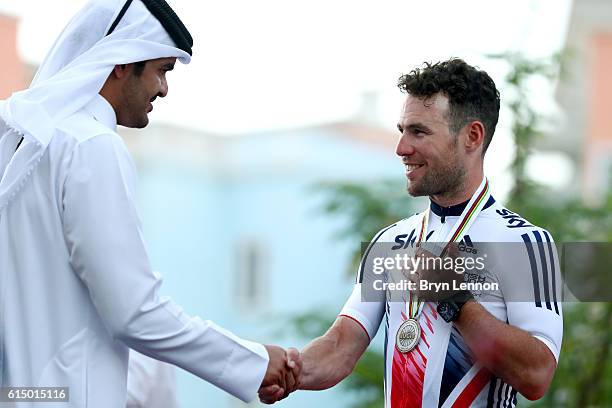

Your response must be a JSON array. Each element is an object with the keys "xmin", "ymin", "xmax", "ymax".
[
  {"xmin": 339, "ymin": 224, "xmax": 397, "ymax": 341},
  {"xmin": 497, "ymin": 228, "xmax": 563, "ymax": 362},
  {"xmin": 339, "ymin": 283, "xmax": 384, "ymax": 341}
]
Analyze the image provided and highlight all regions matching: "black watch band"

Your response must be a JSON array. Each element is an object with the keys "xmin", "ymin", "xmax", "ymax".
[{"xmin": 436, "ymin": 290, "xmax": 474, "ymax": 323}]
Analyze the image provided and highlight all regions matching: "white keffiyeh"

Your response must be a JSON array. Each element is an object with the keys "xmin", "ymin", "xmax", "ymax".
[
  {"xmin": 0, "ymin": 0, "xmax": 190, "ymax": 209},
  {"xmin": 0, "ymin": 0, "xmax": 190, "ymax": 148}
]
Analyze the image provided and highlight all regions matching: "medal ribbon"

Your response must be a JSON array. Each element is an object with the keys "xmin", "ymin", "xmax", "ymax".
[{"xmin": 406, "ymin": 177, "xmax": 491, "ymax": 320}]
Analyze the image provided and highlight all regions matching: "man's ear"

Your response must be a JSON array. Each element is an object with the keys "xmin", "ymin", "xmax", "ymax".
[
  {"xmin": 111, "ymin": 64, "xmax": 129, "ymax": 79},
  {"xmin": 464, "ymin": 121, "xmax": 485, "ymax": 153}
]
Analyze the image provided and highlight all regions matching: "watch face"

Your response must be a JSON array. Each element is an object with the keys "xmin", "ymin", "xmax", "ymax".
[
  {"xmin": 438, "ymin": 302, "xmax": 450, "ymax": 315},
  {"xmin": 437, "ymin": 302, "xmax": 458, "ymax": 322}
]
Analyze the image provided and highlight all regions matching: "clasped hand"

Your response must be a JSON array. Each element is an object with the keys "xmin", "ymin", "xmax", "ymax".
[
  {"xmin": 259, "ymin": 345, "xmax": 302, "ymax": 404},
  {"xmin": 408, "ymin": 244, "xmax": 465, "ymax": 301}
]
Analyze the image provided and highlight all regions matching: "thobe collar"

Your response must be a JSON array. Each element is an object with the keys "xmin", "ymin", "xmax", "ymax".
[{"xmin": 83, "ymin": 94, "xmax": 117, "ymax": 131}]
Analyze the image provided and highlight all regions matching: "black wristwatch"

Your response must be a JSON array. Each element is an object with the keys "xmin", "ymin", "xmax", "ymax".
[{"xmin": 436, "ymin": 290, "xmax": 474, "ymax": 323}]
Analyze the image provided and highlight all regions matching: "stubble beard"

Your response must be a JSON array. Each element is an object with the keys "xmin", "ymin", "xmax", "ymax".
[
  {"xmin": 121, "ymin": 75, "xmax": 149, "ymax": 129},
  {"xmin": 406, "ymin": 149, "xmax": 466, "ymax": 199}
]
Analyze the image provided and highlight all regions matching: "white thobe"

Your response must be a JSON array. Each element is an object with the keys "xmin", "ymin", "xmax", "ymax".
[
  {"xmin": 126, "ymin": 350, "xmax": 178, "ymax": 408},
  {"xmin": 0, "ymin": 95, "xmax": 269, "ymax": 407}
]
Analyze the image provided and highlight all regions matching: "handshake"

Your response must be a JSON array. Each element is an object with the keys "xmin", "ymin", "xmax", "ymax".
[{"xmin": 259, "ymin": 345, "xmax": 303, "ymax": 404}]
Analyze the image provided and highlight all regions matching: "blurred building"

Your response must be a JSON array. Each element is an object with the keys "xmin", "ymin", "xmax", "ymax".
[
  {"xmin": 556, "ymin": 0, "xmax": 612, "ymax": 204},
  {"xmin": 121, "ymin": 120, "xmax": 399, "ymax": 408}
]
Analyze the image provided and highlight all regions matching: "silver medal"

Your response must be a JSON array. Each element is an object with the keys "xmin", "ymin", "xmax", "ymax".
[{"xmin": 395, "ymin": 318, "xmax": 421, "ymax": 353}]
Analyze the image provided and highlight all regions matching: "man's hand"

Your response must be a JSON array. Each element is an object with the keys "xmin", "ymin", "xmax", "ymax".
[
  {"xmin": 410, "ymin": 244, "xmax": 465, "ymax": 301},
  {"xmin": 258, "ymin": 346, "xmax": 302, "ymax": 404}
]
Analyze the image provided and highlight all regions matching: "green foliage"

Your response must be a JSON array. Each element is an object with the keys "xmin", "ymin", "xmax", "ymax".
[
  {"xmin": 312, "ymin": 180, "xmax": 415, "ymax": 243},
  {"xmin": 488, "ymin": 51, "xmax": 565, "ymax": 207},
  {"xmin": 489, "ymin": 51, "xmax": 612, "ymax": 408},
  {"xmin": 283, "ymin": 309, "xmax": 335, "ymax": 339},
  {"xmin": 311, "ymin": 180, "xmax": 419, "ymax": 274},
  {"xmin": 537, "ymin": 302, "xmax": 612, "ymax": 407},
  {"xmin": 342, "ymin": 349, "xmax": 385, "ymax": 408}
]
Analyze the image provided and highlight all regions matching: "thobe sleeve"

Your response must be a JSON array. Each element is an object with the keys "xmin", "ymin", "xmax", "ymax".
[{"xmin": 61, "ymin": 132, "xmax": 269, "ymax": 402}]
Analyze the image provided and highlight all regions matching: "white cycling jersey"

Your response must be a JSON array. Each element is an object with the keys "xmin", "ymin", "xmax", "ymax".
[{"xmin": 340, "ymin": 196, "xmax": 563, "ymax": 408}]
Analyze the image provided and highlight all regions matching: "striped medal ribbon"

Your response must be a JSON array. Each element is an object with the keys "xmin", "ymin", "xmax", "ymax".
[{"xmin": 396, "ymin": 177, "xmax": 491, "ymax": 354}]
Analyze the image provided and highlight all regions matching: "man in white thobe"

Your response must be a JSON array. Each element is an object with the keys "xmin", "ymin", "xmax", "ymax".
[{"xmin": 0, "ymin": 0, "xmax": 299, "ymax": 406}]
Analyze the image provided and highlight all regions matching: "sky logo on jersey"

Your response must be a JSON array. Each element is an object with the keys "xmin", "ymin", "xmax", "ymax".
[
  {"xmin": 496, "ymin": 208, "xmax": 534, "ymax": 229},
  {"xmin": 391, "ymin": 229, "xmax": 417, "ymax": 250},
  {"xmin": 392, "ymin": 229, "xmax": 436, "ymax": 250}
]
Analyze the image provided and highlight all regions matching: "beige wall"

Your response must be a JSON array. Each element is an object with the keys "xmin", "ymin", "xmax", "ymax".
[
  {"xmin": 588, "ymin": 33, "xmax": 612, "ymax": 143},
  {"xmin": 0, "ymin": 14, "xmax": 27, "ymax": 99},
  {"xmin": 582, "ymin": 32, "xmax": 612, "ymax": 203}
]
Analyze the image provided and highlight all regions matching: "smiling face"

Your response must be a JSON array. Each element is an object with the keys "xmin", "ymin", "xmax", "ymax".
[
  {"xmin": 109, "ymin": 57, "xmax": 176, "ymax": 128},
  {"xmin": 396, "ymin": 93, "xmax": 467, "ymax": 199}
]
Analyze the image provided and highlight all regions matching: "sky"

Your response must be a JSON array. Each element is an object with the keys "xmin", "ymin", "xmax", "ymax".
[{"xmin": 0, "ymin": 0, "xmax": 575, "ymax": 196}]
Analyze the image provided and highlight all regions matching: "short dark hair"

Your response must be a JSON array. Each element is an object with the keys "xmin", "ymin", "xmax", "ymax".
[
  {"xmin": 133, "ymin": 61, "xmax": 147, "ymax": 77},
  {"xmin": 397, "ymin": 58, "xmax": 500, "ymax": 153}
]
